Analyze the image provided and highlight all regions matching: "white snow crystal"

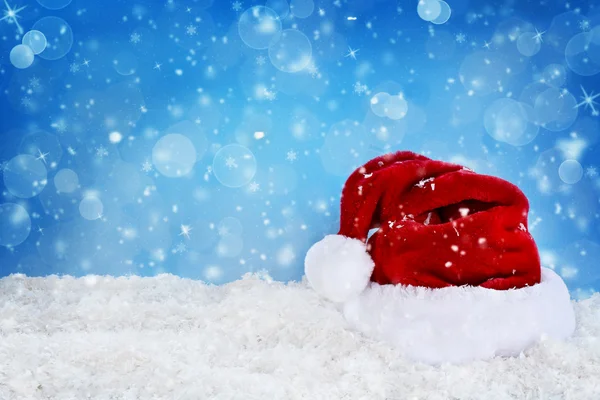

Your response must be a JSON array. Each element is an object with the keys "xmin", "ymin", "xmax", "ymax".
[{"xmin": 0, "ymin": 272, "xmax": 596, "ymax": 398}]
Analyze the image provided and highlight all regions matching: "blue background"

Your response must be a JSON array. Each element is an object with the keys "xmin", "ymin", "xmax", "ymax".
[{"xmin": 1, "ymin": 0, "xmax": 599, "ymax": 298}]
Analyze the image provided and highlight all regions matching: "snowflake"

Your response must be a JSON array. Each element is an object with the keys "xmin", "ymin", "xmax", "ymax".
[
  {"xmin": 130, "ymin": 32, "xmax": 142, "ymax": 44},
  {"xmin": 286, "ymin": 150, "xmax": 298, "ymax": 162},
  {"xmin": 69, "ymin": 63, "xmax": 80, "ymax": 74},
  {"xmin": 263, "ymin": 89, "xmax": 276, "ymax": 101},
  {"xmin": 456, "ymin": 33, "xmax": 466, "ymax": 43},
  {"xmin": 186, "ymin": 24, "xmax": 197, "ymax": 36},
  {"xmin": 586, "ymin": 166, "xmax": 598, "ymax": 178},
  {"xmin": 225, "ymin": 156, "xmax": 238, "ymax": 169},
  {"xmin": 20, "ymin": 97, "xmax": 32, "ymax": 107},
  {"xmin": 232, "ymin": 1, "xmax": 243, "ymax": 12},
  {"xmin": 256, "ymin": 55, "xmax": 266, "ymax": 66},
  {"xmin": 353, "ymin": 81, "xmax": 368, "ymax": 95},
  {"xmin": 51, "ymin": 119, "xmax": 68, "ymax": 133},
  {"xmin": 96, "ymin": 145, "xmax": 109, "ymax": 159},
  {"xmin": 248, "ymin": 181, "xmax": 260, "ymax": 192},
  {"xmin": 141, "ymin": 160, "xmax": 153, "ymax": 172},
  {"xmin": 29, "ymin": 76, "xmax": 40, "ymax": 89},
  {"xmin": 580, "ymin": 19, "xmax": 591, "ymax": 31},
  {"xmin": 173, "ymin": 242, "xmax": 187, "ymax": 254},
  {"xmin": 306, "ymin": 62, "xmax": 319, "ymax": 78},
  {"xmin": 0, "ymin": 160, "xmax": 8, "ymax": 173}
]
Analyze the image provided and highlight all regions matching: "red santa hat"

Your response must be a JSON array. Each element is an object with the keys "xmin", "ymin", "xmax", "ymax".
[{"xmin": 305, "ymin": 151, "xmax": 576, "ymax": 363}]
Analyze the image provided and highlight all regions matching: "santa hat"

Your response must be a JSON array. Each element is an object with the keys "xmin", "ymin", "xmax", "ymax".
[{"xmin": 305, "ymin": 151, "xmax": 576, "ymax": 363}]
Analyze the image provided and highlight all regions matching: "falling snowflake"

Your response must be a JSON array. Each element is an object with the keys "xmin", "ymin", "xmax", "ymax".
[
  {"xmin": 353, "ymin": 81, "xmax": 368, "ymax": 95},
  {"xmin": 579, "ymin": 19, "xmax": 591, "ymax": 31},
  {"xmin": 586, "ymin": 166, "xmax": 598, "ymax": 178},
  {"xmin": 225, "ymin": 156, "xmax": 238, "ymax": 169},
  {"xmin": 130, "ymin": 32, "xmax": 142, "ymax": 44},
  {"xmin": 286, "ymin": 150, "xmax": 298, "ymax": 162},
  {"xmin": 29, "ymin": 76, "xmax": 40, "ymax": 89},
  {"xmin": 263, "ymin": 89, "xmax": 276, "ymax": 101},
  {"xmin": 20, "ymin": 97, "xmax": 32, "ymax": 108},
  {"xmin": 96, "ymin": 146, "xmax": 109, "ymax": 158},
  {"xmin": 256, "ymin": 55, "xmax": 266, "ymax": 66},
  {"xmin": 186, "ymin": 25, "xmax": 197, "ymax": 36},
  {"xmin": 0, "ymin": 160, "xmax": 8, "ymax": 173},
  {"xmin": 248, "ymin": 181, "xmax": 260, "ymax": 192},
  {"xmin": 141, "ymin": 160, "xmax": 153, "ymax": 172},
  {"xmin": 69, "ymin": 63, "xmax": 80, "ymax": 74},
  {"xmin": 51, "ymin": 119, "xmax": 68, "ymax": 133},
  {"xmin": 306, "ymin": 62, "xmax": 319, "ymax": 78},
  {"xmin": 232, "ymin": 1, "xmax": 243, "ymax": 12},
  {"xmin": 173, "ymin": 242, "xmax": 187, "ymax": 254},
  {"xmin": 456, "ymin": 33, "xmax": 466, "ymax": 43}
]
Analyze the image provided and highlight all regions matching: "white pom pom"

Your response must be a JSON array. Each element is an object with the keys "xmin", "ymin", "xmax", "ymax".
[{"xmin": 304, "ymin": 235, "xmax": 375, "ymax": 303}]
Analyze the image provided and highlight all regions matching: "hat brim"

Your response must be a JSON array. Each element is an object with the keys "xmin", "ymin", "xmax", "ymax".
[{"xmin": 342, "ymin": 267, "xmax": 576, "ymax": 364}]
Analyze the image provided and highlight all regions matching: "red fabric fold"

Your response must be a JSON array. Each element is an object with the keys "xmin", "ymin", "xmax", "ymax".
[{"xmin": 338, "ymin": 151, "xmax": 541, "ymax": 290}]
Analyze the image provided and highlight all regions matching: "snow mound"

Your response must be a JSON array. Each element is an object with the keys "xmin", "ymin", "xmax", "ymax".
[
  {"xmin": 344, "ymin": 267, "xmax": 576, "ymax": 364},
  {"xmin": 1, "ymin": 272, "xmax": 599, "ymax": 399}
]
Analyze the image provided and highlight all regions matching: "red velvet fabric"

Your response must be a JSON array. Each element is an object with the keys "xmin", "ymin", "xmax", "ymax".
[{"xmin": 338, "ymin": 151, "xmax": 541, "ymax": 290}]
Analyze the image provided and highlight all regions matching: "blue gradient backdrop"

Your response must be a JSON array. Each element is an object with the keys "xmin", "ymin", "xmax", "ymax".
[{"xmin": 0, "ymin": 0, "xmax": 599, "ymax": 298}]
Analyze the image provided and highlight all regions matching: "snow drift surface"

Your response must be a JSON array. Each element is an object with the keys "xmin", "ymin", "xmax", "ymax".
[{"xmin": 1, "ymin": 273, "xmax": 599, "ymax": 399}]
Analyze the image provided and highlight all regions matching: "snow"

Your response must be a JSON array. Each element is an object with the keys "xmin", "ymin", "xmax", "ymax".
[
  {"xmin": 1, "ymin": 273, "xmax": 599, "ymax": 399},
  {"xmin": 344, "ymin": 268, "xmax": 576, "ymax": 364}
]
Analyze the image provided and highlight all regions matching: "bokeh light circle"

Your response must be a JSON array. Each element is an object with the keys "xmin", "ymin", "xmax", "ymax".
[
  {"xmin": 542, "ymin": 64, "xmax": 567, "ymax": 87},
  {"xmin": 588, "ymin": 27, "xmax": 600, "ymax": 67},
  {"xmin": 0, "ymin": 203, "xmax": 32, "ymax": 247},
  {"xmin": 212, "ymin": 144, "xmax": 257, "ymax": 188},
  {"xmin": 290, "ymin": 0, "xmax": 314, "ymax": 18},
  {"xmin": 386, "ymin": 95, "xmax": 409, "ymax": 120},
  {"xmin": 218, "ymin": 217, "xmax": 243, "ymax": 236},
  {"xmin": 32, "ymin": 16, "xmax": 74, "ymax": 60},
  {"xmin": 268, "ymin": 29, "xmax": 312, "ymax": 73},
  {"xmin": 54, "ymin": 169, "xmax": 79, "ymax": 193},
  {"xmin": 533, "ymin": 88, "xmax": 578, "ymax": 132},
  {"xmin": 370, "ymin": 92, "xmax": 392, "ymax": 117},
  {"xmin": 265, "ymin": 0, "xmax": 290, "ymax": 18},
  {"xmin": 558, "ymin": 160, "xmax": 583, "ymax": 184},
  {"xmin": 565, "ymin": 28, "xmax": 600, "ymax": 77},
  {"xmin": 216, "ymin": 234, "xmax": 244, "ymax": 258},
  {"xmin": 3, "ymin": 155, "xmax": 48, "ymax": 199},
  {"xmin": 22, "ymin": 30, "xmax": 47, "ymax": 55},
  {"xmin": 516, "ymin": 32, "xmax": 541, "ymax": 57},
  {"xmin": 36, "ymin": 0, "xmax": 72, "ymax": 10},
  {"xmin": 320, "ymin": 120, "xmax": 369, "ymax": 176},
  {"xmin": 431, "ymin": 1, "xmax": 451, "ymax": 25},
  {"xmin": 113, "ymin": 51, "xmax": 138, "ymax": 76},
  {"xmin": 484, "ymin": 98, "xmax": 538, "ymax": 146},
  {"xmin": 417, "ymin": 0, "xmax": 441, "ymax": 22},
  {"xmin": 459, "ymin": 52, "xmax": 509, "ymax": 96},
  {"xmin": 10, "ymin": 45, "xmax": 35, "ymax": 69},
  {"xmin": 152, "ymin": 134, "xmax": 197, "ymax": 178},
  {"xmin": 370, "ymin": 92, "xmax": 408, "ymax": 120},
  {"xmin": 79, "ymin": 196, "xmax": 104, "ymax": 220},
  {"xmin": 19, "ymin": 130, "xmax": 63, "ymax": 167},
  {"xmin": 238, "ymin": 6, "xmax": 282, "ymax": 50}
]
